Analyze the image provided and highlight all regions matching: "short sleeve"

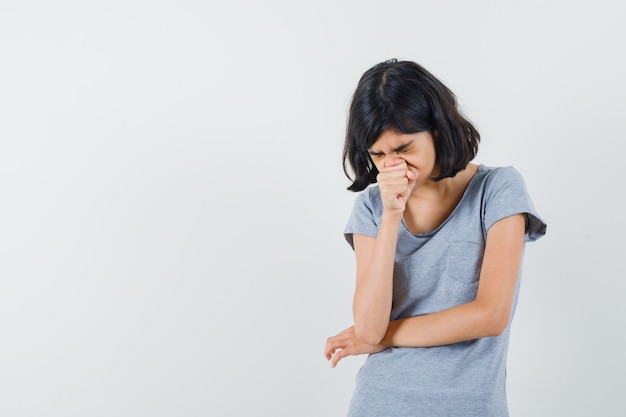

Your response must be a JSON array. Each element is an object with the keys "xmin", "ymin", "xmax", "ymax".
[
  {"xmin": 344, "ymin": 186, "xmax": 380, "ymax": 249},
  {"xmin": 482, "ymin": 167, "xmax": 547, "ymax": 242}
]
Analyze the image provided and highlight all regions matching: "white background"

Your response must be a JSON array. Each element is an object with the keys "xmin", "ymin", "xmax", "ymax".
[{"xmin": 1, "ymin": 1, "xmax": 624, "ymax": 416}]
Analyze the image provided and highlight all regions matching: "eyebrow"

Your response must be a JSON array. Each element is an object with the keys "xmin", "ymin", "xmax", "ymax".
[{"xmin": 368, "ymin": 140, "xmax": 414, "ymax": 155}]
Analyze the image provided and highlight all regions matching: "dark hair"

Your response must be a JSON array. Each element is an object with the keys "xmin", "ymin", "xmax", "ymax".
[{"xmin": 342, "ymin": 59, "xmax": 480, "ymax": 191}]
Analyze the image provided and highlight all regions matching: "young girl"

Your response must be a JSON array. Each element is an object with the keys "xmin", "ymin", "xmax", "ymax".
[{"xmin": 324, "ymin": 59, "xmax": 546, "ymax": 417}]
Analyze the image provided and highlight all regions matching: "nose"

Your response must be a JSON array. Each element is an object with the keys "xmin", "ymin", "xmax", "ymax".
[{"xmin": 383, "ymin": 155, "xmax": 405, "ymax": 168}]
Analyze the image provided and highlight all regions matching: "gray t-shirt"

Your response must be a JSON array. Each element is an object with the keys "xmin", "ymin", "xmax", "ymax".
[{"xmin": 344, "ymin": 165, "xmax": 546, "ymax": 417}]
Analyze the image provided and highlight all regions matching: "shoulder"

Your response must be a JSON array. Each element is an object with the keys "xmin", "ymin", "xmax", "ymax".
[
  {"xmin": 475, "ymin": 165, "xmax": 528, "ymax": 193},
  {"xmin": 480, "ymin": 165, "xmax": 524, "ymax": 183},
  {"xmin": 345, "ymin": 184, "xmax": 383, "ymax": 246},
  {"xmin": 476, "ymin": 165, "xmax": 547, "ymax": 240},
  {"xmin": 353, "ymin": 183, "xmax": 382, "ymax": 209}
]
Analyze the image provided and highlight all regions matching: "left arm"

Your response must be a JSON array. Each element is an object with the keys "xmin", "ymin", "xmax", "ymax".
[
  {"xmin": 325, "ymin": 214, "xmax": 525, "ymax": 366},
  {"xmin": 383, "ymin": 213, "xmax": 525, "ymax": 346}
]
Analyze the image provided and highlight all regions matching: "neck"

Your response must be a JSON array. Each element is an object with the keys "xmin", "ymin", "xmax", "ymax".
[{"xmin": 410, "ymin": 163, "xmax": 478, "ymax": 202}]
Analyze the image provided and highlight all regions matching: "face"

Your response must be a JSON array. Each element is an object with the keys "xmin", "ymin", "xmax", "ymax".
[{"xmin": 367, "ymin": 129, "xmax": 438, "ymax": 182}]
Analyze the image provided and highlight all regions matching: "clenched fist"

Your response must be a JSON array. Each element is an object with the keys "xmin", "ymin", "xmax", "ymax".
[{"xmin": 376, "ymin": 158, "xmax": 417, "ymax": 214}]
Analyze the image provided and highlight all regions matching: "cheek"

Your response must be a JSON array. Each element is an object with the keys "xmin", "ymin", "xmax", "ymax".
[
  {"xmin": 372, "ymin": 160, "xmax": 384, "ymax": 172},
  {"xmin": 416, "ymin": 153, "xmax": 436, "ymax": 168}
]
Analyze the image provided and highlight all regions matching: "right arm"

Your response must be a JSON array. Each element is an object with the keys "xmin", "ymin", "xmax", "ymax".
[
  {"xmin": 351, "ymin": 215, "xmax": 401, "ymax": 344},
  {"xmin": 352, "ymin": 160, "xmax": 416, "ymax": 345}
]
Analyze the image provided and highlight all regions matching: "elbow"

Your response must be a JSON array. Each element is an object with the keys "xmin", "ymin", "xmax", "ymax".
[
  {"xmin": 480, "ymin": 306, "xmax": 511, "ymax": 337},
  {"xmin": 354, "ymin": 323, "xmax": 387, "ymax": 345}
]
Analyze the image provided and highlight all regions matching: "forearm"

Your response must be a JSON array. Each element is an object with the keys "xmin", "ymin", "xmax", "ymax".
[
  {"xmin": 352, "ymin": 213, "xmax": 402, "ymax": 344},
  {"xmin": 381, "ymin": 215, "xmax": 525, "ymax": 348},
  {"xmin": 381, "ymin": 300, "xmax": 508, "ymax": 348}
]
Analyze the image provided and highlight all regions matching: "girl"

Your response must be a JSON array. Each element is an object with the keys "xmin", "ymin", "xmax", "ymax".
[{"xmin": 324, "ymin": 59, "xmax": 546, "ymax": 417}]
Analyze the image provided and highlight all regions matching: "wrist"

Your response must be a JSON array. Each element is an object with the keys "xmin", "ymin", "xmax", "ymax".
[{"xmin": 381, "ymin": 210, "xmax": 404, "ymax": 223}]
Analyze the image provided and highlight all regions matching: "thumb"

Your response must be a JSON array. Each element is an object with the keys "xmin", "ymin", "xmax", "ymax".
[{"xmin": 406, "ymin": 169, "xmax": 418, "ymax": 194}]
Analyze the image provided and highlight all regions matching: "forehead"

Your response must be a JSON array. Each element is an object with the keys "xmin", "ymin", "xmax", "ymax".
[{"xmin": 369, "ymin": 130, "xmax": 431, "ymax": 151}]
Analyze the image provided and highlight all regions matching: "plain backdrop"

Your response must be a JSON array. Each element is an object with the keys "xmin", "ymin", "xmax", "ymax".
[{"xmin": 1, "ymin": 0, "xmax": 625, "ymax": 416}]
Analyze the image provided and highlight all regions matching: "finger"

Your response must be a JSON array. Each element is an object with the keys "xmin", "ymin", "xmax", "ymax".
[
  {"xmin": 324, "ymin": 338, "xmax": 336, "ymax": 360},
  {"xmin": 324, "ymin": 336, "xmax": 347, "ymax": 359},
  {"xmin": 384, "ymin": 158, "xmax": 406, "ymax": 168},
  {"xmin": 405, "ymin": 169, "xmax": 418, "ymax": 196},
  {"xmin": 325, "ymin": 349, "xmax": 334, "ymax": 360},
  {"xmin": 377, "ymin": 173, "xmax": 409, "ymax": 187},
  {"xmin": 331, "ymin": 348, "xmax": 350, "ymax": 368},
  {"xmin": 381, "ymin": 161, "xmax": 407, "ymax": 171}
]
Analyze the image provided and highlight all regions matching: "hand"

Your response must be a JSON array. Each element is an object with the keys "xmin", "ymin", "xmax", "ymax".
[
  {"xmin": 324, "ymin": 325, "xmax": 387, "ymax": 368},
  {"xmin": 376, "ymin": 159, "xmax": 417, "ymax": 214}
]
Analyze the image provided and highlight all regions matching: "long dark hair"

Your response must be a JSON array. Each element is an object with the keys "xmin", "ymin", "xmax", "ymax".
[{"xmin": 342, "ymin": 59, "xmax": 480, "ymax": 191}]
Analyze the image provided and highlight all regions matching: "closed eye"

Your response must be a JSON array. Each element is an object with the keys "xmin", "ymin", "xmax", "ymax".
[{"xmin": 367, "ymin": 140, "xmax": 415, "ymax": 157}]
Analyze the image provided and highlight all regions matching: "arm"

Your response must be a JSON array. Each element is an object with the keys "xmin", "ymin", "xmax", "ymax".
[
  {"xmin": 382, "ymin": 213, "xmax": 526, "ymax": 347},
  {"xmin": 325, "ymin": 213, "xmax": 526, "ymax": 366},
  {"xmin": 351, "ymin": 218, "xmax": 399, "ymax": 345},
  {"xmin": 351, "ymin": 161, "xmax": 417, "ymax": 345},
  {"xmin": 324, "ymin": 231, "xmax": 401, "ymax": 367}
]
